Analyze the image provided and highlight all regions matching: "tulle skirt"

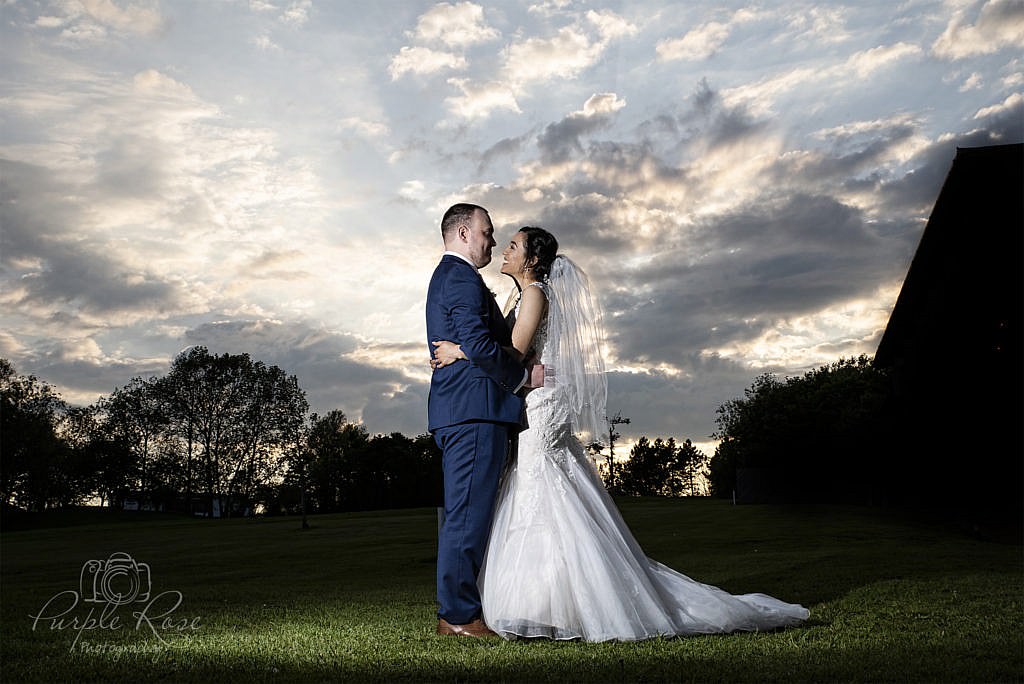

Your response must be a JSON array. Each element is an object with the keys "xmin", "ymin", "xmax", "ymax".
[{"xmin": 478, "ymin": 393, "xmax": 809, "ymax": 642}]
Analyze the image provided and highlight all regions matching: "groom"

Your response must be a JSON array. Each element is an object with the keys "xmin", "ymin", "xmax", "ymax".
[{"xmin": 426, "ymin": 203, "xmax": 526, "ymax": 637}]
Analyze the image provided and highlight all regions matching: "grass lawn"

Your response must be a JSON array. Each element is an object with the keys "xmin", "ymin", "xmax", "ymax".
[{"xmin": 2, "ymin": 498, "xmax": 1021, "ymax": 682}]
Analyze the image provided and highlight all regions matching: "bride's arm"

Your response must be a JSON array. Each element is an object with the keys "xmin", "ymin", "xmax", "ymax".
[{"xmin": 510, "ymin": 284, "xmax": 546, "ymax": 360}]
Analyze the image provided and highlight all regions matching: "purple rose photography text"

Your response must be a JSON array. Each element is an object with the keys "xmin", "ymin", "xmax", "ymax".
[{"xmin": 28, "ymin": 552, "xmax": 201, "ymax": 654}]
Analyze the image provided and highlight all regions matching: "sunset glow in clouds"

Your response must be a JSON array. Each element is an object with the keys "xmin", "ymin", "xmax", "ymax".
[{"xmin": 2, "ymin": 0, "xmax": 1022, "ymax": 451}]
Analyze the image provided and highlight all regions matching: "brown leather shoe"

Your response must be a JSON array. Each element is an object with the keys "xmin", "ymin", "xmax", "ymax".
[{"xmin": 436, "ymin": 618, "xmax": 498, "ymax": 638}]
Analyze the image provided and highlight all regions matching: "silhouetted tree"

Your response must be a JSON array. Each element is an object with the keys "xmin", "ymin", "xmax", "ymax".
[
  {"xmin": 73, "ymin": 347, "xmax": 312, "ymax": 515},
  {"xmin": 102, "ymin": 376, "xmax": 168, "ymax": 498},
  {"xmin": 602, "ymin": 412, "xmax": 631, "ymax": 492},
  {"xmin": 229, "ymin": 363, "xmax": 308, "ymax": 510},
  {"xmin": 708, "ymin": 355, "xmax": 892, "ymax": 503},
  {"xmin": 708, "ymin": 437, "xmax": 739, "ymax": 499},
  {"xmin": 192, "ymin": 351, "xmax": 248, "ymax": 512},
  {"xmin": 676, "ymin": 439, "xmax": 710, "ymax": 496},
  {"xmin": 617, "ymin": 436, "xmax": 709, "ymax": 497},
  {"xmin": 359, "ymin": 432, "xmax": 442, "ymax": 510},
  {"xmin": 153, "ymin": 347, "xmax": 307, "ymax": 515},
  {"xmin": 57, "ymin": 405, "xmax": 127, "ymax": 507},
  {"xmin": 304, "ymin": 410, "xmax": 370, "ymax": 512},
  {"xmin": 0, "ymin": 360, "xmax": 69, "ymax": 511},
  {"xmin": 618, "ymin": 437, "xmax": 673, "ymax": 496},
  {"xmin": 296, "ymin": 411, "xmax": 442, "ymax": 514},
  {"xmin": 163, "ymin": 347, "xmax": 208, "ymax": 505},
  {"xmin": 712, "ymin": 372, "xmax": 783, "ymax": 473}
]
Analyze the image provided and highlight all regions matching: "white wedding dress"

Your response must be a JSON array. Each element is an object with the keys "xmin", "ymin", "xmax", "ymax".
[{"xmin": 478, "ymin": 277, "xmax": 809, "ymax": 642}]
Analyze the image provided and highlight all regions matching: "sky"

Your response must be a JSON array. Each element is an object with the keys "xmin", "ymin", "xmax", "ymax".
[{"xmin": 1, "ymin": 0, "xmax": 1022, "ymax": 456}]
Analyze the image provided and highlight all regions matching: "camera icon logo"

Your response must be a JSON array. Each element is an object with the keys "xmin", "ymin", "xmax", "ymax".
[{"xmin": 79, "ymin": 552, "xmax": 152, "ymax": 605}]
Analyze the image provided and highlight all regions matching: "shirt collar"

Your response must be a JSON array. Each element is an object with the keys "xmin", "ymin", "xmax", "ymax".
[{"xmin": 443, "ymin": 251, "xmax": 478, "ymax": 270}]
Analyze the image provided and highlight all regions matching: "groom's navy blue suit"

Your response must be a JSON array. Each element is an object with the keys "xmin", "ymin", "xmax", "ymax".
[{"xmin": 427, "ymin": 253, "xmax": 524, "ymax": 625}]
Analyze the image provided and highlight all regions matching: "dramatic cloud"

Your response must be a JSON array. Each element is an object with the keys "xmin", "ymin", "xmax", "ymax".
[
  {"xmin": 389, "ymin": 46, "xmax": 468, "ymax": 79},
  {"xmin": 26, "ymin": 0, "xmax": 168, "ymax": 42},
  {"xmin": 505, "ymin": 10, "xmax": 635, "ymax": 85},
  {"xmin": 974, "ymin": 91, "xmax": 1024, "ymax": 119},
  {"xmin": 408, "ymin": 1, "xmax": 499, "ymax": 48},
  {"xmin": 932, "ymin": 0, "xmax": 1024, "ymax": 59},
  {"xmin": 438, "ymin": 8, "xmax": 634, "ymax": 119},
  {"xmin": 585, "ymin": 9, "xmax": 638, "ymax": 42},
  {"xmin": 656, "ymin": 9, "xmax": 764, "ymax": 62},
  {"xmin": 445, "ymin": 78, "xmax": 521, "ymax": 119},
  {"xmin": 776, "ymin": 6, "xmax": 851, "ymax": 46},
  {"xmin": 601, "ymin": 191, "xmax": 915, "ymax": 365},
  {"xmin": 507, "ymin": 25, "xmax": 604, "ymax": 82},
  {"xmin": 0, "ymin": 158, "xmax": 183, "ymax": 319},
  {"xmin": 536, "ymin": 93, "xmax": 626, "ymax": 163},
  {"xmin": 279, "ymin": 0, "xmax": 312, "ymax": 27},
  {"xmin": 722, "ymin": 42, "xmax": 923, "ymax": 117}
]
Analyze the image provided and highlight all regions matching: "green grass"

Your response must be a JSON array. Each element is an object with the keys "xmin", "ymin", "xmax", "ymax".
[{"xmin": 2, "ymin": 499, "xmax": 1021, "ymax": 682}]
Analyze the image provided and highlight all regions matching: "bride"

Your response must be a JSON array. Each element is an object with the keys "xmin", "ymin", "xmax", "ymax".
[{"xmin": 431, "ymin": 226, "xmax": 809, "ymax": 641}]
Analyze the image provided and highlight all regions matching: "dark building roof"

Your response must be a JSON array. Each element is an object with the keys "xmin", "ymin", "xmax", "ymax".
[
  {"xmin": 874, "ymin": 143, "xmax": 1022, "ymax": 513},
  {"xmin": 876, "ymin": 143, "xmax": 1022, "ymax": 368}
]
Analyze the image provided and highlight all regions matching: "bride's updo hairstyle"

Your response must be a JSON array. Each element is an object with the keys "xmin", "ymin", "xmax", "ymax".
[{"xmin": 520, "ymin": 226, "xmax": 559, "ymax": 281}]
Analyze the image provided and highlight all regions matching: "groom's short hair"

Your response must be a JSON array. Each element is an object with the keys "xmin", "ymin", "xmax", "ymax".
[{"xmin": 441, "ymin": 203, "xmax": 487, "ymax": 242}]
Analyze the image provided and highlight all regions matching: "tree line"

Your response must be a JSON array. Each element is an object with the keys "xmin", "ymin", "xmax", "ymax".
[
  {"xmin": 2, "ymin": 348, "xmax": 709, "ymax": 517},
  {"xmin": 3, "ymin": 348, "xmax": 309, "ymax": 515}
]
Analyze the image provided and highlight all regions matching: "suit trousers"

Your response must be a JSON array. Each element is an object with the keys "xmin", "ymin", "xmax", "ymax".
[{"xmin": 434, "ymin": 421, "xmax": 510, "ymax": 624}]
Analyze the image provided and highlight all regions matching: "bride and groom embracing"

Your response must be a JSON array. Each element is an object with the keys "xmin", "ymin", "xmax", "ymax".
[{"xmin": 425, "ymin": 203, "xmax": 809, "ymax": 641}]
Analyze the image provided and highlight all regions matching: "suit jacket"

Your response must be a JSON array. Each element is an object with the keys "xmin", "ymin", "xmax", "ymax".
[{"xmin": 426, "ymin": 254, "xmax": 524, "ymax": 431}]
